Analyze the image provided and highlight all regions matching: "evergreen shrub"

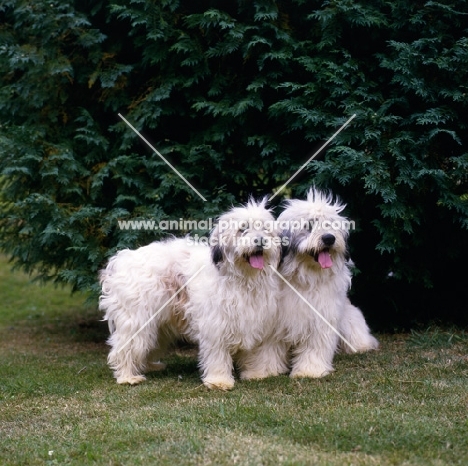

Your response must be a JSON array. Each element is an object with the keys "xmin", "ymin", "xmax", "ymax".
[{"xmin": 1, "ymin": 0, "xmax": 467, "ymax": 328}]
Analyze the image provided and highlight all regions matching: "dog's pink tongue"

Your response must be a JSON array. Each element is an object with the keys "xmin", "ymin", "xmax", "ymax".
[
  {"xmin": 249, "ymin": 254, "xmax": 264, "ymax": 269},
  {"xmin": 318, "ymin": 251, "xmax": 333, "ymax": 268}
]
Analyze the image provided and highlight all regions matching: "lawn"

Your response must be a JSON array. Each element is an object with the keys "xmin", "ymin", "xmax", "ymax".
[{"xmin": 0, "ymin": 255, "xmax": 467, "ymax": 466}]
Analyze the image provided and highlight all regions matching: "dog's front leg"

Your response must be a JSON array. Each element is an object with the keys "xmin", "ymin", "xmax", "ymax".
[
  {"xmin": 238, "ymin": 339, "xmax": 289, "ymax": 380},
  {"xmin": 290, "ymin": 326, "xmax": 339, "ymax": 379},
  {"xmin": 198, "ymin": 340, "xmax": 235, "ymax": 390}
]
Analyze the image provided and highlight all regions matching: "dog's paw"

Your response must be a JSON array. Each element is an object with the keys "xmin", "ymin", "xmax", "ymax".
[
  {"xmin": 239, "ymin": 369, "xmax": 270, "ymax": 380},
  {"xmin": 369, "ymin": 335, "xmax": 380, "ymax": 349},
  {"xmin": 290, "ymin": 366, "xmax": 334, "ymax": 379},
  {"xmin": 146, "ymin": 361, "xmax": 167, "ymax": 372},
  {"xmin": 363, "ymin": 335, "xmax": 380, "ymax": 351},
  {"xmin": 355, "ymin": 335, "xmax": 380, "ymax": 353},
  {"xmin": 240, "ymin": 367, "xmax": 287, "ymax": 380},
  {"xmin": 342, "ymin": 335, "xmax": 379, "ymax": 354},
  {"xmin": 203, "ymin": 376, "xmax": 235, "ymax": 391},
  {"xmin": 116, "ymin": 375, "xmax": 146, "ymax": 385}
]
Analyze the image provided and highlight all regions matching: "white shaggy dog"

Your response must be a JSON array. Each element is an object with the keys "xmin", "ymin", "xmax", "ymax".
[
  {"xmin": 99, "ymin": 199, "xmax": 288, "ymax": 390},
  {"xmin": 277, "ymin": 188, "xmax": 378, "ymax": 378}
]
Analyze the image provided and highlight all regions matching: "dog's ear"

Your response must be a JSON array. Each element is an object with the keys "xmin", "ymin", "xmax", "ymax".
[
  {"xmin": 209, "ymin": 223, "xmax": 223, "ymax": 267},
  {"xmin": 211, "ymin": 243, "xmax": 223, "ymax": 267},
  {"xmin": 279, "ymin": 229, "xmax": 292, "ymax": 266}
]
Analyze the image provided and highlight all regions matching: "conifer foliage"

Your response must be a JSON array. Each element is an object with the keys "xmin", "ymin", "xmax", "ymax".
[{"xmin": 0, "ymin": 0, "xmax": 467, "ymax": 327}]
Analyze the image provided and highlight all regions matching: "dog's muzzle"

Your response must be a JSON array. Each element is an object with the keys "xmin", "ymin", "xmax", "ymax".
[
  {"xmin": 312, "ymin": 234, "xmax": 335, "ymax": 269},
  {"xmin": 245, "ymin": 243, "xmax": 264, "ymax": 270}
]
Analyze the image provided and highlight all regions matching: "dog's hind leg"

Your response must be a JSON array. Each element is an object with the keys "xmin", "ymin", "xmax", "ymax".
[
  {"xmin": 107, "ymin": 320, "xmax": 159, "ymax": 385},
  {"xmin": 145, "ymin": 330, "xmax": 173, "ymax": 372},
  {"xmin": 338, "ymin": 300, "xmax": 379, "ymax": 353}
]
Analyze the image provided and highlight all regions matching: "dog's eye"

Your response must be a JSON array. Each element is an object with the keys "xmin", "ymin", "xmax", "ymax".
[{"xmin": 307, "ymin": 218, "xmax": 319, "ymax": 230}]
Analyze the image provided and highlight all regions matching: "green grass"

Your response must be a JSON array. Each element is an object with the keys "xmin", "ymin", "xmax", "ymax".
[{"xmin": 0, "ymin": 256, "xmax": 467, "ymax": 465}]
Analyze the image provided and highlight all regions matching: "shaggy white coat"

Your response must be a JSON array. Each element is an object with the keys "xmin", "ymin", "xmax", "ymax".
[
  {"xmin": 277, "ymin": 188, "xmax": 379, "ymax": 378},
  {"xmin": 99, "ymin": 199, "xmax": 287, "ymax": 390}
]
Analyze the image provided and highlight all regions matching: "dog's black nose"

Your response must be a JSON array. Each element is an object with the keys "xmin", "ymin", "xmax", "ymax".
[
  {"xmin": 321, "ymin": 234, "xmax": 335, "ymax": 246},
  {"xmin": 252, "ymin": 236, "xmax": 264, "ymax": 250}
]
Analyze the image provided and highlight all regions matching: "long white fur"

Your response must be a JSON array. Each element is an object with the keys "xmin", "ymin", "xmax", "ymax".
[
  {"xmin": 277, "ymin": 188, "xmax": 378, "ymax": 378},
  {"xmin": 99, "ymin": 199, "xmax": 288, "ymax": 390}
]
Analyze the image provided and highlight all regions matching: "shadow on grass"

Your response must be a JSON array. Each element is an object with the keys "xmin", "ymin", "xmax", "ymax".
[
  {"xmin": 147, "ymin": 342, "xmax": 200, "ymax": 381},
  {"xmin": 27, "ymin": 306, "xmax": 110, "ymax": 345},
  {"xmin": 38, "ymin": 311, "xmax": 201, "ymax": 378}
]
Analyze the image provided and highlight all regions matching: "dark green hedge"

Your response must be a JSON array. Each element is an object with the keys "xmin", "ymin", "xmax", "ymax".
[{"xmin": 1, "ymin": 0, "xmax": 467, "ymax": 329}]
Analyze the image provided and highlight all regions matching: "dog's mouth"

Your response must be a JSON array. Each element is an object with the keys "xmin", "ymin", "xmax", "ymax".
[
  {"xmin": 312, "ymin": 248, "xmax": 333, "ymax": 269},
  {"xmin": 245, "ymin": 251, "xmax": 264, "ymax": 270}
]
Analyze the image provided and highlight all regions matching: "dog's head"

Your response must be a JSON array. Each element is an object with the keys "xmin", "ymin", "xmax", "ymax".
[
  {"xmin": 278, "ymin": 188, "xmax": 351, "ymax": 271},
  {"xmin": 210, "ymin": 197, "xmax": 282, "ymax": 274}
]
